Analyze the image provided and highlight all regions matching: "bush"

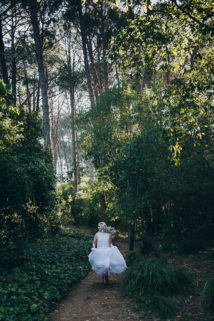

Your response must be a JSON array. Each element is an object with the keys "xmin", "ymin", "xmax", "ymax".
[
  {"xmin": 202, "ymin": 276, "xmax": 214, "ymax": 314},
  {"xmin": 0, "ymin": 151, "xmax": 57, "ymax": 244},
  {"xmin": 0, "ymin": 227, "xmax": 92, "ymax": 321},
  {"xmin": 0, "ymin": 80, "xmax": 22, "ymax": 150},
  {"xmin": 139, "ymin": 237, "xmax": 158, "ymax": 255},
  {"xmin": 149, "ymin": 295, "xmax": 177, "ymax": 319},
  {"xmin": 56, "ymin": 178, "xmax": 104, "ymax": 228},
  {"xmin": 56, "ymin": 180, "xmax": 74, "ymax": 225},
  {"xmin": 0, "ymin": 85, "xmax": 58, "ymax": 245},
  {"xmin": 57, "ymin": 176, "xmax": 124, "ymax": 230},
  {"xmin": 121, "ymin": 256, "xmax": 194, "ymax": 319},
  {"xmin": 179, "ymin": 224, "xmax": 214, "ymax": 253}
]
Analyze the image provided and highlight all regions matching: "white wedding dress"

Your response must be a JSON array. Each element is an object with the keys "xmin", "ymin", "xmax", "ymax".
[{"xmin": 88, "ymin": 232, "xmax": 127, "ymax": 276}]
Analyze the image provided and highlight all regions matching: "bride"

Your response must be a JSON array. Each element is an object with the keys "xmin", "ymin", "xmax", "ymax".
[{"xmin": 88, "ymin": 222, "xmax": 127, "ymax": 284}]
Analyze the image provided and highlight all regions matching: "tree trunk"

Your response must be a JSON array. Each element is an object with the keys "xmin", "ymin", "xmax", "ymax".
[
  {"xmin": 0, "ymin": 18, "xmax": 9, "ymax": 86},
  {"xmin": 77, "ymin": 0, "xmax": 94, "ymax": 105},
  {"xmin": 88, "ymin": 159, "xmax": 95, "ymax": 182},
  {"xmin": 52, "ymin": 115, "xmax": 58, "ymax": 172},
  {"xmin": 75, "ymin": 131, "xmax": 80, "ymax": 185},
  {"xmin": 36, "ymin": 82, "xmax": 40, "ymax": 112},
  {"xmin": 97, "ymin": 45, "xmax": 103, "ymax": 90},
  {"xmin": 100, "ymin": 192, "xmax": 107, "ymax": 221},
  {"xmin": 86, "ymin": 36, "xmax": 100, "ymax": 97},
  {"xmin": 58, "ymin": 152, "xmax": 64, "ymax": 181},
  {"xmin": 24, "ymin": 61, "xmax": 31, "ymax": 112},
  {"xmin": 27, "ymin": 0, "xmax": 51, "ymax": 151},
  {"xmin": 142, "ymin": 65, "xmax": 153, "ymax": 87},
  {"xmin": 51, "ymin": 96, "xmax": 61, "ymax": 172},
  {"xmin": 69, "ymin": 69, "xmax": 78, "ymax": 195},
  {"xmin": 11, "ymin": 8, "xmax": 16, "ymax": 104},
  {"xmin": 128, "ymin": 223, "xmax": 135, "ymax": 251},
  {"xmin": 100, "ymin": 3, "xmax": 108, "ymax": 91},
  {"xmin": 67, "ymin": 38, "xmax": 78, "ymax": 195},
  {"xmin": 32, "ymin": 72, "xmax": 36, "ymax": 111}
]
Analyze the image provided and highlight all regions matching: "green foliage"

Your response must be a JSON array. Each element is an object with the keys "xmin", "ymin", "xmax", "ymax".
[
  {"xmin": 0, "ymin": 150, "xmax": 57, "ymax": 244},
  {"xmin": 110, "ymin": 0, "xmax": 214, "ymax": 86},
  {"xmin": 56, "ymin": 180, "xmax": 74, "ymax": 224},
  {"xmin": 76, "ymin": 178, "xmax": 118, "ymax": 227},
  {"xmin": 0, "ymin": 228, "xmax": 92, "ymax": 321},
  {"xmin": 123, "ymin": 256, "xmax": 193, "ymax": 296},
  {"xmin": 139, "ymin": 238, "xmax": 157, "ymax": 256},
  {"xmin": 108, "ymin": 81, "xmax": 214, "ymax": 240},
  {"xmin": 0, "ymin": 82, "xmax": 58, "ymax": 245},
  {"xmin": 121, "ymin": 256, "xmax": 194, "ymax": 319},
  {"xmin": 202, "ymin": 275, "xmax": 214, "ymax": 314},
  {"xmin": 108, "ymin": 0, "xmax": 214, "ymax": 243},
  {"xmin": 0, "ymin": 81, "xmax": 22, "ymax": 150},
  {"xmin": 79, "ymin": 80, "xmax": 214, "ymax": 241},
  {"xmin": 78, "ymin": 86, "xmax": 135, "ymax": 171},
  {"xmin": 180, "ymin": 225, "xmax": 214, "ymax": 253},
  {"xmin": 57, "ymin": 177, "xmax": 117, "ymax": 228}
]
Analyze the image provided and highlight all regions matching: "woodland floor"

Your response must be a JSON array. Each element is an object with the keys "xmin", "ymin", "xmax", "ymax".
[{"xmin": 48, "ymin": 228, "xmax": 214, "ymax": 321}]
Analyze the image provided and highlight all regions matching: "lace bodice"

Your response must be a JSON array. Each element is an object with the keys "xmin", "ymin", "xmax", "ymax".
[{"xmin": 97, "ymin": 232, "xmax": 110, "ymax": 248}]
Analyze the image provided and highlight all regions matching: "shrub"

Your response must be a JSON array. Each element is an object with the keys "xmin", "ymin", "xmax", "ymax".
[
  {"xmin": 202, "ymin": 276, "xmax": 214, "ymax": 314},
  {"xmin": 149, "ymin": 295, "xmax": 177, "ymax": 319},
  {"xmin": 179, "ymin": 224, "xmax": 214, "ymax": 253},
  {"xmin": 139, "ymin": 237, "xmax": 158, "ymax": 255},
  {"xmin": 0, "ymin": 151, "xmax": 57, "ymax": 244},
  {"xmin": 121, "ymin": 256, "xmax": 194, "ymax": 319},
  {"xmin": 56, "ymin": 180, "xmax": 74, "ymax": 225},
  {"xmin": 0, "ymin": 86, "xmax": 58, "ymax": 245},
  {"xmin": 56, "ymin": 178, "xmax": 104, "ymax": 228},
  {"xmin": 126, "ymin": 250, "xmax": 143, "ymax": 266}
]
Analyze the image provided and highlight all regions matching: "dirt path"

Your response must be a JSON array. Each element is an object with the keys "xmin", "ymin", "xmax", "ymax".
[
  {"xmin": 48, "ymin": 227, "xmax": 214, "ymax": 321},
  {"xmin": 48, "ymin": 240, "xmax": 149, "ymax": 321}
]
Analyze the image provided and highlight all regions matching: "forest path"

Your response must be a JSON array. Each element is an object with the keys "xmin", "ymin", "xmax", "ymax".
[{"xmin": 48, "ymin": 235, "xmax": 151, "ymax": 321}]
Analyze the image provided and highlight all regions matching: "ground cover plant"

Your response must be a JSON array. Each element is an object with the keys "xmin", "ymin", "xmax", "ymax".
[
  {"xmin": 121, "ymin": 253, "xmax": 194, "ymax": 319},
  {"xmin": 0, "ymin": 227, "xmax": 92, "ymax": 321}
]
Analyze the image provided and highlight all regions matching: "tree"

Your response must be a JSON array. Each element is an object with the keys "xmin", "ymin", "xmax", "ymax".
[
  {"xmin": 0, "ymin": 17, "xmax": 9, "ymax": 86},
  {"xmin": 22, "ymin": 0, "xmax": 51, "ymax": 151},
  {"xmin": 0, "ymin": 81, "xmax": 57, "ymax": 245},
  {"xmin": 79, "ymin": 85, "xmax": 135, "ymax": 220},
  {"xmin": 0, "ymin": 80, "xmax": 22, "ymax": 149},
  {"xmin": 110, "ymin": 0, "xmax": 214, "ymax": 88}
]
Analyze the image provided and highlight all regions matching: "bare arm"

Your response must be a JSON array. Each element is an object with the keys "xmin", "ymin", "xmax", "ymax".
[
  {"xmin": 109, "ymin": 234, "xmax": 112, "ymax": 247},
  {"xmin": 92, "ymin": 233, "xmax": 97, "ymax": 248}
]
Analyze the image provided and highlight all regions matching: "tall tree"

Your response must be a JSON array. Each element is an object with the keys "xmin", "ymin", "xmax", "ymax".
[
  {"xmin": 0, "ymin": 18, "xmax": 9, "ymax": 86},
  {"xmin": 10, "ymin": 2, "xmax": 17, "ymax": 103},
  {"xmin": 23, "ymin": 0, "xmax": 51, "ymax": 151},
  {"xmin": 76, "ymin": 0, "xmax": 95, "ymax": 105},
  {"xmin": 67, "ymin": 36, "xmax": 79, "ymax": 195}
]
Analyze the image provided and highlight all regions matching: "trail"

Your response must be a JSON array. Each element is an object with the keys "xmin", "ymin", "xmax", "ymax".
[
  {"xmin": 47, "ymin": 230, "xmax": 214, "ymax": 321},
  {"xmin": 48, "ymin": 239, "xmax": 150, "ymax": 321}
]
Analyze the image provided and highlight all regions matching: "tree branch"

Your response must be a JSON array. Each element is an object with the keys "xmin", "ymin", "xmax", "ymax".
[
  {"xmin": 0, "ymin": 2, "xmax": 15, "ymax": 18},
  {"xmin": 171, "ymin": 0, "xmax": 213, "ymax": 34}
]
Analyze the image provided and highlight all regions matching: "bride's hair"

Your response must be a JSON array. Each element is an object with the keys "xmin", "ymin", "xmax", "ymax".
[{"xmin": 98, "ymin": 222, "xmax": 116, "ymax": 235}]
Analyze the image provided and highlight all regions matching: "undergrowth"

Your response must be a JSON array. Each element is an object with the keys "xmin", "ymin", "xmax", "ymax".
[
  {"xmin": 121, "ymin": 254, "xmax": 194, "ymax": 319},
  {"xmin": 202, "ymin": 275, "xmax": 214, "ymax": 314},
  {"xmin": 0, "ymin": 227, "xmax": 92, "ymax": 321}
]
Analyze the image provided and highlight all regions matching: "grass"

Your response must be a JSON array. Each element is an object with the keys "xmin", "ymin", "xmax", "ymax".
[
  {"xmin": 121, "ymin": 255, "xmax": 194, "ymax": 319},
  {"xmin": 202, "ymin": 275, "xmax": 214, "ymax": 314}
]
